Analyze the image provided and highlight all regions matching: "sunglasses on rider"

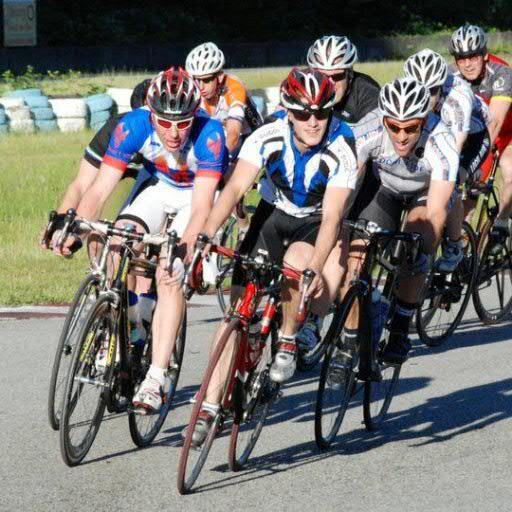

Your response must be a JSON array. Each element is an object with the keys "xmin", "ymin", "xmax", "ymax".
[
  {"xmin": 291, "ymin": 109, "xmax": 331, "ymax": 121},
  {"xmin": 329, "ymin": 70, "xmax": 348, "ymax": 82},
  {"xmin": 384, "ymin": 118, "xmax": 423, "ymax": 135},
  {"xmin": 153, "ymin": 115, "xmax": 194, "ymax": 130},
  {"xmin": 455, "ymin": 53, "xmax": 482, "ymax": 63}
]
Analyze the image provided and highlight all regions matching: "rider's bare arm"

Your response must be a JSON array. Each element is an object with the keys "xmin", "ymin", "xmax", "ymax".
[
  {"xmin": 225, "ymin": 118, "xmax": 243, "ymax": 155},
  {"xmin": 425, "ymin": 179, "xmax": 456, "ymax": 251},
  {"xmin": 180, "ymin": 176, "xmax": 220, "ymax": 259},
  {"xmin": 203, "ymin": 158, "xmax": 260, "ymax": 237},
  {"xmin": 57, "ymin": 158, "xmax": 99, "ymax": 213},
  {"xmin": 488, "ymin": 98, "xmax": 512, "ymax": 144},
  {"xmin": 75, "ymin": 163, "xmax": 124, "ymax": 220}
]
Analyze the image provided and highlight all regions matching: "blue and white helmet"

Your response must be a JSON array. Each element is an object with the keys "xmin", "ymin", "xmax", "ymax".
[
  {"xmin": 379, "ymin": 77, "xmax": 430, "ymax": 121},
  {"xmin": 307, "ymin": 35, "xmax": 358, "ymax": 70},
  {"xmin": 404, "ymin": 49, "xmax": 448, "ymax": 89}
]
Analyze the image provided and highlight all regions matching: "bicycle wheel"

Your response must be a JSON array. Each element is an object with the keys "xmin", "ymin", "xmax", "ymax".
[
  {"xmin": 59, "ymin": 295, "xmax": 118, "ymax": 466},
  {"xmin": 363, "ymin": 344, "xmax": 401, "ymax": 431},
  {"xmin": 48, "ymin": 274, "xmax": 100, "ymax": 430},
  {"xmin": 216, "ymin": 206, "xmax": 256, "ymax": 313},
  {"xmin": 177, "ymin": 319, "xmax": 241, "ymax": 494},
  {"xmin": 473, "ymin": 219, "xmax": 512, "ymax": 324},
  {"xmin": 416, "ymin": 222, "xmax": 478, "ymax": 346},
  {"xmin": 128, "ymin": 308, "xmax": 187, "ymax": 447},
  {"xmin": 315, "ymin": 286, "xmax": 362, "ymax": 450},
  {"xmin": 228, "ymin": 322, "xmax": 279, "ymax": 470}
]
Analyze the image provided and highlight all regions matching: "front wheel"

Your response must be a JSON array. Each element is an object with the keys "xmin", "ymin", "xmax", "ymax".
[
  {"xmin": 177, "ymin": 319, "xmax": 241, "ymax": 494},
  {"xmin": 416, "ymin": 221, "xmax": 478, "ymax": 346},
  {"xmin": 48, "ymin": 274, "xmax": 100, "ymax": 431},
  {"xmin": 59, "ymin": 295, "xmax": 118, "ymax": 466},
  {"xmin": 315, "ymin": 287, "xmax": 362, "ymax": 450}
]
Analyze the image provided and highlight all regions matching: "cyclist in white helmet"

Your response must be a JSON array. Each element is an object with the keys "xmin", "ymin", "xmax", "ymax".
[
  {"xmin": 450, "ymin": 24, "xmax": 512, "ymax": 247},
  {"xmin": 186, "ymin": 41, "xmax": 262, "ymax": 159},
  {"xmin": 307, "ymin": 35, "xmax": 380, "ymax": 124},
  {"xmin": 404, "ymin": 49, "xmax": 490, "ymax": 272},
  {"xmin": 328, "ymin": 77, "xmax": 459, "ymax": 379}
]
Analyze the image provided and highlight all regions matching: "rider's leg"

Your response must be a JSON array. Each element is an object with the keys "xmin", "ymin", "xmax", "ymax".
[{"xmin": 497, "ymin": 144, "xmax": 512, "ymax": 220}]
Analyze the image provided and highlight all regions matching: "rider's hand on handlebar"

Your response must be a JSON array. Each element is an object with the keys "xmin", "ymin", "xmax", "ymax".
[{"xmin": 52, "ymin": 231, "xmax": 82, "ymax": 258}]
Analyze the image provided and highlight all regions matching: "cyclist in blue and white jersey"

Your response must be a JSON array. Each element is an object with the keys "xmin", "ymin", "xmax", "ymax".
[
  {"xmin": 334, "ymin": 78, "xmax": 459, "ymax": 373},
  {"xmin": 404, "ymin": 49, "xmax": 490, "ymax": 272},
  {"xmin": 183, "ymin": 68, "xmax": 359, "ymax": 445},
  {"xmin": 66, "ymin": 67, "xmax": 228, "ymax": 413}
]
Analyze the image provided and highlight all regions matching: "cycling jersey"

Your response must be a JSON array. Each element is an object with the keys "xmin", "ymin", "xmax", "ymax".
[
  {"xmin": 333, "ymin": 71, "xmax": 380, "ymax": 124},
  {"xmin": 84, "ymin": 113, "xmax": 143, "ymax": 178},
  {"xmin": 200, "ymin": 74, "xmax": 263, "ymax": 137},
  {"xmin": 239, "ymin": 110, "xmax": 358, "ymax": 218},
  {"xmin": 104, "ymin": 107, "xmax": 227, "ymax": 189},
  {"xmin": 352, "ymin": 109, "xmax": 459, "ymax": 196},
  {"xmin": 437, "ymin": 73, "xmax": 489, "ymax": 136}
]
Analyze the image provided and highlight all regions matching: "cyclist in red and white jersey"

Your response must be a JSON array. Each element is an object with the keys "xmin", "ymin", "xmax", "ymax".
[{"xmin": 450, "ymin": 24, "xmax": 512, "ymax": 239}]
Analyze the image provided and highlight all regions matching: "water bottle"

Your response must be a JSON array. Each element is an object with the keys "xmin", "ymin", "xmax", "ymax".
[{"xmin": 371, "ymin": 290, "xmax": 390, "ymax": 349}]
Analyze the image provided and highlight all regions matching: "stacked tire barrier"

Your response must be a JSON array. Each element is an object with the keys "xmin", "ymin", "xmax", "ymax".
[
  {"xmin": 0, "ymin": 95, "xmax": 35, "ymax": 133},
  {"xmin": 86, "ymin": 93, "xmax": 114, "ymax": 131},
  {"xmin": 0, "ymin": 103, "xmax": 7, "ymax": 133},
  {"xmin": 49, "ymin": 98, "xmax": 88, "ymax": 132},
  {"xmin": 107, "ymin": 87, "xmax": 132, "ymax": 114}
]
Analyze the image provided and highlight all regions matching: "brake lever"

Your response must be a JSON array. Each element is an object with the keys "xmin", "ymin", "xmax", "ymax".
[
  {"xmin": 56, "ymin": 208, "xmax": 77, "ymax": 250},
  {"xmin": 296, "ymin": 268, "xmax": 315, "ymax": 323},
  {"xmin": 41, "ymin": 210, "xmax": 57, "ymax": 247}
]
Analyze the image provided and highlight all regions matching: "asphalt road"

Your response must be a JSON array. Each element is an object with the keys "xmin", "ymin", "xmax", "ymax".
[{"xmin": 2, "ymin": 297, "xmax": 512, "ymax": 512}]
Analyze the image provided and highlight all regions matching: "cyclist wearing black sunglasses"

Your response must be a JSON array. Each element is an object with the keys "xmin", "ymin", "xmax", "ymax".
[
  {"xmin": 404, "ymin": 49, "xmax": 490, "ymax": 273},
  {"xmin": 307, "ymin": 35, "xmax": 380, "ymax": 124}
]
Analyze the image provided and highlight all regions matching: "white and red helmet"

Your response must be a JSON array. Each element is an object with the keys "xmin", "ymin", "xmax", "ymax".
[
  {"xmin": 146, "ymin": 67, "xmax": 200, "ymax": 119},
  {"xmin": 404, "ymin": 49, "xmax": 448, "ymax": 89},
  {"xmin": 307, "ymin": 35, "xmax": 358, "ymax": 70},
  {"xmin": 379, "ymin": 77, "xmax": 430, "ymax": 121},
  {"xmin": 185, "ymin": 42, "xmax": 225, "ymax": 76},
  {"xmin": 449, "ymin": 24, "xmax": 488, "ymax": 57},
  {"xmin": 280, "ymin": 67, "xmax": 337, "ymax": 112}
]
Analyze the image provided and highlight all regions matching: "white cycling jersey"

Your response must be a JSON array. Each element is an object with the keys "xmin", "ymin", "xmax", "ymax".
[
  {"xmin": 437, "ymin": 73, "xmax": 489, "ymax": 136},
  {"xmin": 352, "ymin": 109, "xmax": 459, "ymax": 196}
]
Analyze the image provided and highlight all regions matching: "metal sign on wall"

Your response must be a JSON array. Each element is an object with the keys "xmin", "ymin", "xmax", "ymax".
[{"xmin": 3, "ymin": 0, "xmax": 37, "ymax": 47}]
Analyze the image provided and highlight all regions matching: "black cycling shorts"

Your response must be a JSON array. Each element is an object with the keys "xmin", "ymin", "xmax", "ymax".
[
  {"xmin": 232, "ymin": 201, "xmax": 321, "ymax": 286},
  {"xmin": 348, "ymin": 170, "xmax": 427, "ymax": 235},
  {"xmin": 459, "ymin": 128, "xmax": 491, "ymax": 185}
]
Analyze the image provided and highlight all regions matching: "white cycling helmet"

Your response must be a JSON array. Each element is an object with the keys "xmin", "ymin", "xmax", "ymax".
[
  {"xmin": 379, "ymin": 77, "xmax": 430, "ymax": 121},
  {"xmin": 185, "ymin": 42, "xmax": 225, "ymax": 76},
  {"xmin": 307, "ymin": 35, "xmax": 358, "ymax": 70},
  {"xmin": 449, "ymin": 24, "xmax": 488, "ymax": 57},
  {"xmin": 404, "ymin": 49, "xmax": 448, "ymax": 90}
]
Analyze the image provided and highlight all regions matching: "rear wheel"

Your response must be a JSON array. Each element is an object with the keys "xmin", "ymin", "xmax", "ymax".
[
  {"xmin": 59, "ymin": 295, "xmax": 117, "ymax": 466},
  {"xmin": 315, "ymin": 287, "xmax": 362, "ymax": 450},
  {"xmin": 48, "ymin": 274, "xmax": 100, "ymax": 430},
  {"xmin": 177, "ymin": 319, "xmax": 241, "ymax": 494},
  {"xmin": 473, "ymin": 219, "xmax": 512, "ymax": 324},
  {"xmin": 129, "ymin": 308, "xmax": 187, "ymax": 447},
  {"xmin": 417, "ymin": 222, "xmax": 478, "ymax": 346}
]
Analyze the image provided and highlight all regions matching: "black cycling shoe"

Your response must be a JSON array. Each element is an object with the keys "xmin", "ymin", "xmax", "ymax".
[
  {"xmin": 489, "ymin": 219, "xmax": 510, "ymax": 256},
  {"xmin": 380, "ymin": 332, "xmax": 411, "ymax": 365}
]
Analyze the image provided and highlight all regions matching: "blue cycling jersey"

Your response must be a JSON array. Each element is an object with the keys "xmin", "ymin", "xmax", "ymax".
[{"xmin": 104, "ymin": 108, "xmax": 228, "ymax": 188}]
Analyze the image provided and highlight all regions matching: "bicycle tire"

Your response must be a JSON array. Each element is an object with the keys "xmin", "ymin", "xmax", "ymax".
[
  {"xmin": 416, "ymin": 222, "xmax": 478, "ymax": 346},
  {"xmin": 59, "ymin": 295, "xmax": 118, "ymax": 466},
  {"xmin": 48, "ymin": 274, "xmax": 99, "ymax": 430},
  {"xmin": 315, "ymin": 287, "xmax": 362, "ymax": 450},
  {"xmin": 177, "ymin": 319, "xmax": 241, "ymax": 494},
  {"xmin": 128, "ymin": 308, "xmax": 187, "ymax": 447},
  {"xmin": 473, "ymin": 219, "xmax": 512, "ymax": 324},
  {"xmin": 228, "ymin": 320, "xmax": 279, "ymax": 470},
  {"xmin": 363, "ymin": 357, "xmax": 401, "ymax": 431}
]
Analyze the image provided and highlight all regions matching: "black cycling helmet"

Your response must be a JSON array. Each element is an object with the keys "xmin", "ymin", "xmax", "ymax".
[{"xmin": 130, "ymin": 79, "xmax": 151, "ymax": 109}]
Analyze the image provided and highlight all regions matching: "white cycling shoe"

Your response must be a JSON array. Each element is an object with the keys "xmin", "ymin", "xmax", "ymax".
[
  {"xmin": 269, "ymin": 339, "xmax": 297, "ymax": 383},
  {"xmin": 132, "ymin": 375, "xmax": 164, "ymax": 414}
]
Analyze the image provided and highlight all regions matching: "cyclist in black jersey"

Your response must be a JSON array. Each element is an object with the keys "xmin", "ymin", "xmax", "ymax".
[{"xmin": 307, "ymin": 35, "xmax": 380, "ymax": 124}]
